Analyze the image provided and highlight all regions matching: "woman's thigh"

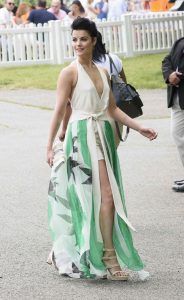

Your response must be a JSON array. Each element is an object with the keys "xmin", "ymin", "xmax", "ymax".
[{"xmin": 98, "ymin": 160, "xmax": 113, "ymax": 205}]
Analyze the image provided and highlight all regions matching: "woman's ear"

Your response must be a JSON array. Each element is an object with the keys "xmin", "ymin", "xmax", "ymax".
[{"xmin": 93, "ymin": 37, "xmax": 97, "ymax": 47}]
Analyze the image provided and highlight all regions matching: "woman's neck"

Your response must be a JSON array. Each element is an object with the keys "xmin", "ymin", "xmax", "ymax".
[{"xmin": 77, "ymin": 56, "xmax": 94, "ymax": 68}]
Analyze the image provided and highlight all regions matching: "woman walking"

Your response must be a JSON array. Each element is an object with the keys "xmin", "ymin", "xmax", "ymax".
[{"xmin": 47, "ymin": 17, "xmax": 157, "ymax": 280}]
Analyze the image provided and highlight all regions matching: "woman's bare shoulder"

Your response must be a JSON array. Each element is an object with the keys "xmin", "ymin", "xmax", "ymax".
[
  {"xmin": 57, "ymin": 62, "xmax": 77, "ymax": 83},
  {"xmin": 59, "ymin": 62, "xmax": 76, "ymax": 76}
]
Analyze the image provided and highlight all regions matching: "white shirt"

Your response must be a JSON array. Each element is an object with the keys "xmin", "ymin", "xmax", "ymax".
[
  {"xmin": 47, "ymin": 8, "xmax": 67, "ymax": 20},
  {"xmin": 107, "ymin": 0, "xmax": 127, "ymax": 20},
  {"xmin": 0, "ymin": 7, "xmax": 13, "ymax": 25},
  {"xmin": 95, "ymin": 53, "xmax": 123, "ymax": 75}
]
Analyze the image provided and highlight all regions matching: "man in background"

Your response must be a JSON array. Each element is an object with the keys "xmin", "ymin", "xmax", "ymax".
[
  {"xmin": 28, "ymin": 0, "xmax": 57, "ymax": 25},
  {"xmin": 0, "ymin": 0, "xmax": 15, "ymax": 26},
  {"xmin": 162, "ymin": 37, "xmax": 184, "ymax": 193},
  {"xmin": 47, "ymin": 0, "xmax": 67, "ymax": 20}
]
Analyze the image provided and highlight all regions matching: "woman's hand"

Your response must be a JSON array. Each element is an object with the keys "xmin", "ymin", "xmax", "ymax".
[
  {"xmin": 139, "ymin": 127, "xmax": 158, "ymax": 141},
  {"xmin": 47, "ymin": 148, "xmax": 54, "ymax": 167},
  {"xmin": 58, "ymin": 130, "xmax": 65, "ymax": 141}
]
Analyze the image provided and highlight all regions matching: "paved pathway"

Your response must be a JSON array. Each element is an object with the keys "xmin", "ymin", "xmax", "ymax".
[{"xmin": 0, "ymin": 89, "xmax": 183, "ymax": 300}]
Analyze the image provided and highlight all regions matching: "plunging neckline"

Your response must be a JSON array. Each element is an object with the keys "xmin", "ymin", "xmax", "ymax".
[{"xmin": 78, "ymin": 61, "xmax": 104, "ymax": 100}]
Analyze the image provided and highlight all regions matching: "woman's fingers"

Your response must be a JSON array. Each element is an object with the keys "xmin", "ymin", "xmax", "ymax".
[
  {"xmin": 149, "ymin": 130, "xmax": 158, "ymax": 140},
  {"xmin": 47, "ymin": 158, "xmax": 53, "ymax": 167},
  {"xmin": 140, "ymin": 128, "xmax": 158, "ymax": 140},
  {"xmin": 59, "ymin": 132, "xmax": 65, "ymax": 141},
  {"xmin": 47, "ymin": 150, "xmax": 54, "ymax": 167},
  {"xmin": 49, "ymin": 158, "xmax": 53, "ymax": 167}
]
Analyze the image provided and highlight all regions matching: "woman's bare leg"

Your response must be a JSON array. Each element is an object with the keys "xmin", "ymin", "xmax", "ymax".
[
  {"xmin": 99, "ymin": 160, "xmax": 114, "ymax": 249},
  {"xmin": 98, "ymin": 160, "xmax": 127, "ymax": 276}
]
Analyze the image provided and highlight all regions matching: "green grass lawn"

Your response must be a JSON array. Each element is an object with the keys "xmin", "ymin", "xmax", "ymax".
[{"xmin": 0, "ymin": 52, "xmax": 167, "ymax": 90}]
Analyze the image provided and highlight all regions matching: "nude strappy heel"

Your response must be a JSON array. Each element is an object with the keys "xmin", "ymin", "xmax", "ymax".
[{"xmin": 102, "ymin": 248, "xmax": 129, "ymax": 281}]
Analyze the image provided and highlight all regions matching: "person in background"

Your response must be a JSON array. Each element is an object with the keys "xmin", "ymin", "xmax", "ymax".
[
  {"xmin": 46, "ymin": 17, "xmax": 157, "ymax": 280},
  {"xmin": 28, "ymin": 0, "xmax": 57, "ymax": 25},
  {"xmin": 84, "ymin": 0, "xmax": 97, "ymax": 19},
  {"xmin": 48, "ymin": 0, "xmax": 67, "ymax": 20},
  {"xmin": 107, "ymin": 0, "xmax": 127, "ymax": 20},
  {"xmin": 90, "ymin": 0, "xmax": 108, "ymax": 20},
  {"xmin": 12, "ymin": 2, "xmax": 17, "ymax": 16},
  {"xmin": 60, "ymin": 0, "xmax": 70, "ymax": 14},
  {"xmin": 129, "ymin": 0, "xmax": 144, "ymax": 12},
  {"xmin": 143, "ymin": 0, "xmax": 150, "ymax": 10},
  {"xmin": 65, "ymin": 0, "xmax": 87, "ymax": 22},
  {"xmin": 94, "ymin": 33, "xmax": 126, "ymax": 82},
  {"xmin": 0, "ymin": 0, "xmax": 15, "ymax": 26},
  {"xmin": 13, "ymin": 2, "xmax": 31, "ymax": 25},
  {"xmin": 162, "ymin": 37, "xmax": 184, "ymax": 193}
]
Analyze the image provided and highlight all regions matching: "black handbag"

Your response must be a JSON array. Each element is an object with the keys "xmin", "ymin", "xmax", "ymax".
[{"xmin": 109, "ymin": 55, "xmax": 143, "ymax": 141}]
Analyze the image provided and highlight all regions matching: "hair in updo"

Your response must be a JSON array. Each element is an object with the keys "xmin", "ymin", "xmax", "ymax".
[
  {"xmin": 71, "ymin": 17, "xmax": 107, "ymax": 62},
  {"xmin": 71, "ymin": 17, "xmax": 98, "ymax": 38},
  {"xmin": 95, "ymin": 31, "xmax": 107, "ymax": 62}
]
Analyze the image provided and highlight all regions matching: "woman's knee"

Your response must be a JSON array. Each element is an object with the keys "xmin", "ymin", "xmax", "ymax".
[{"xmin": 101, "ymin": 185, "xmax": 114, "ymax": 206}]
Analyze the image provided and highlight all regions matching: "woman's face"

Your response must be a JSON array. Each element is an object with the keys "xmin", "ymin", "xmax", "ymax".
[
  {"xmin": 72, "ymin": 30, "xmax": 96, "ymax": 57},
  {"xmin": 71, "ymin": 4, "xmax": 80, "ymax": 15}
]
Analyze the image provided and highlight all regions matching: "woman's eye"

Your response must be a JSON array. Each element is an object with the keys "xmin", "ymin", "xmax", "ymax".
[{"xmin": 72, "ymin": 37, "xmax": 88, "ymax": 42}]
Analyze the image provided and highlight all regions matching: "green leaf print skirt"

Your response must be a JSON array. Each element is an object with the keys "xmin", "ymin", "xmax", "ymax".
[{"xmin": 48, "ymin": 119, "xmax": 145, "ymax": 279}]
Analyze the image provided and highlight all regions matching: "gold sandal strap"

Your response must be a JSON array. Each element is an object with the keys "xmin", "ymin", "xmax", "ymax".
[
  {"xmin": 111, "ymin": 270, "xmax": 128, "ymax": 277},
  {"xmin": 102, "ymin": 256, "xmax": 116, "ymax": 260},
  {"xmin": 103, "ymin": 248, "xmax": 115, "ymax": 252},
  {"xmin": 106, "ymin": 264, "xmax": 120, "ymax": 268}
]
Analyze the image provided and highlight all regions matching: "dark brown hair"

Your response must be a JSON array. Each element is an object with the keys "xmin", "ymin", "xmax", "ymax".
[{"xmin": 71, "ymin": 17, "xmax": 107, "ymax": 62}]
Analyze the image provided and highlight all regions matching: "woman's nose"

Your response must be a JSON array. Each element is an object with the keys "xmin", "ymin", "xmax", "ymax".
[{"xmin": 76, "ymin": 39, "xmax": 81, "ymax": 46}]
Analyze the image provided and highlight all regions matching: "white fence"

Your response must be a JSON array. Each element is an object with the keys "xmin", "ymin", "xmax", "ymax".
[{"xmin": 0, "ymin": 11, "xmax": 184, "ymax": 67}]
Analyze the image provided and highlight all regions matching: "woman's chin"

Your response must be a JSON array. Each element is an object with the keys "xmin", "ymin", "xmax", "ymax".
[{"xmin": 76, "ymin": 52, "xmax": 84, "ymax": 56}]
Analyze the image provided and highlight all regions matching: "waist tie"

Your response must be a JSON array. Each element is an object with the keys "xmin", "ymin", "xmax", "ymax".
[
  {"xmin": 69, "ymin": 109, "xmax": 110, "ymax": 123},
  {"xmin": 52, "ymin": 111, "xmax": 109, "ymax": 171}
]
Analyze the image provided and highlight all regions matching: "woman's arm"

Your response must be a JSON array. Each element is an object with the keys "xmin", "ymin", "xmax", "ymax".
[
  {"xmin": 47, "ymin": 67, "xmax": 74, "ymax": 165},
  {"xmin": 88, "ymin": 5, "xmax": 99, "ymax": 15},
  {"xmin": 58, "ymin": 102, "xmax": 72, "ymax": 141},
  {"xmin": 108, "ymin": 84, "xmax": 157, "ymax": 140},
  {"xmin": 119, "ymin": 68, "xmax": 127, "ymax": 83},
  {"xmin": 103, "ymin": 69, "xmax": 157, "ymax": 140}
]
